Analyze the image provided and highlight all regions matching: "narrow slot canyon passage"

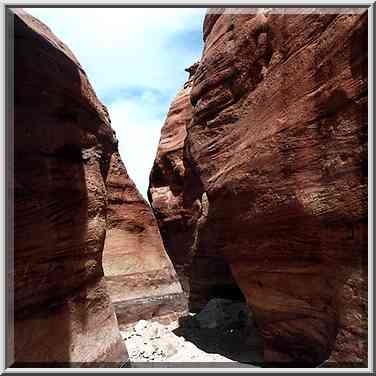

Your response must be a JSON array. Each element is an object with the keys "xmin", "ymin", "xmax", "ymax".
[
  {"xmin": 122, "ymin": 298, "xmax": 263, "ymax": 365},
  {"xmin": 120, "ymin": 256, "xmax": 264, "ymax": 365},
  {"xmin": 11, "ymin": 6, "xmax": 368, "ymax": 369}
]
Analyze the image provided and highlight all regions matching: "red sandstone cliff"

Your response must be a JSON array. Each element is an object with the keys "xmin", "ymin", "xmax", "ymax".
[
  {"xmin": 148, "ymin": 65, "xmax": 201, "ymax": 296},
  {"xmin": 149, "ymin": 65, "xmax": 245, "ymax": 310},
  {"xmin": 13, "ymin": 9, "xmax": 128, "ymax": 366},
  {"xmin": 149, "ymin": 8, "xmax": 368, "ymax": 366},
  {"xmin": 102, "ymin": 152, "xmax": 186, "ymax": 328}
]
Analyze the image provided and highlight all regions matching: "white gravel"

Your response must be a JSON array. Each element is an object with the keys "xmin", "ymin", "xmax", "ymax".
[
  {"xmin": 121, "ymin": 299, "xmax": 262, "ymax": 366},
  {"xmin": 122, "ymin": 319, "xmax": 236, "ymax": 363}
]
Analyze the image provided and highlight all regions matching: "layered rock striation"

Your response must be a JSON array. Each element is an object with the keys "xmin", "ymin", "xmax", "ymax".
[
  {"xmin": 102, "ymin": 152, "xmax": 186, "ymax": 328},
  {"xmin": 149, "ymin": 65, "xmax": 247, "ymax": 310},
  {"xmin": 149, "ymin": 8, "xmax": 368, "ymax": 366},
  {"xmin": 148, "ymin": 65, "xmax": 200, "ymax": 296},
  {"xmin": 13, "ymin": 9, "xmax": 128, "ymax": 366}
]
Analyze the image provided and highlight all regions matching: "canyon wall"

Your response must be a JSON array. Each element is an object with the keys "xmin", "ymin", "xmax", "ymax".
[
  {"xmin": 149, "ymin": 65, "xmax": 247, "ymax": 311},
  {"xmin": 13, "ymin": 9, "xmax": 128, "ymax": 366},
  {"xmin": 103, "ymin": 152, "xmax": 186, "ymax": 328},
  {"xmin": 148, "ymin": 65, "xmax": 200, "ymax": 297},
  {"xmin": 149, "ymin": 8, "xmax": 368, "ymax": 366}
]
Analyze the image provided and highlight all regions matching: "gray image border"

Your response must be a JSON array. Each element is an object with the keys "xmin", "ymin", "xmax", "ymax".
[{"xmin": 2, "ymin": 2, "xmax": 374, "ymax": 374}]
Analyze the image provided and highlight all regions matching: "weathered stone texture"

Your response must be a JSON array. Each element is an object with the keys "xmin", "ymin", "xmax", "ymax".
[
  {"xmin": 148, "ymin": 68, "xmax": 201, "ymax": 297},
  {"xmin": 150, "ymin": 8, "xmax": 368, "ymax": 366},
  {"xmin": 13, "ymin": 9, "xmax": 128, "ymax": 366},
  {"xmin": 103, "ymin": 152, "xmax": 186, "ymax": 328}
]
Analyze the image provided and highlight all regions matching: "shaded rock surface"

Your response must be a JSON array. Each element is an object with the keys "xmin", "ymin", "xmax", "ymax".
[
  {"xmin": 103, "ymin": 152, "xmax": 187, "ymax": 328},
  {"xmin": 148, "ymin": 66, "xmax": 244, "ymax": 311},
  {"xmin": 148, "ymin": 64, "xmax": 201, "ymax": 294},
  {"xmin": 148, "ymin": 66, "xmax": 201, "ymax": 297},
  {"xmin": 13, "ymin": 9, "xmax": 128, "ymax": 366},
  {"xmin": 149, "ymin": 8, "xmax": 368, "ymax": 367}
]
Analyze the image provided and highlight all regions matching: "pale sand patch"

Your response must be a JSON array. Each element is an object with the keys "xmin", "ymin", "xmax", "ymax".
[{"xmin": 122, "ymin": 299, "xmax": 263, "ymax": 366}]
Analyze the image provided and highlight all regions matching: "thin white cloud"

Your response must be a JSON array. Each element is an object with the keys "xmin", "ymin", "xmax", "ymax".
[
  {"xmin": 25, "ymin": 7, "xmax": 206, "ymax": 199},
  {"xmin": 109, "ymin": 97, "xmax": 163, "ymax": 198},
  {"xmin": 25, "ymin": 8, "xmax": 205, "ymax": 96}
]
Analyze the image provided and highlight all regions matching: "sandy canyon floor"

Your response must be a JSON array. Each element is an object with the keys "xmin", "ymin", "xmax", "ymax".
[{"xmin": 121, "ymin": 299, "xmax": 264, "ymax": 367}]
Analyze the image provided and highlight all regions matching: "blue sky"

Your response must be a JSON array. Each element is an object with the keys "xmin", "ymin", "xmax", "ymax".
[{"xmin": 25, "ymin": 7, "xmax": 206, "ymax": 199}]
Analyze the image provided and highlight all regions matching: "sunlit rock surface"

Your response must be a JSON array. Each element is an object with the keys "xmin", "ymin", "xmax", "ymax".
[
  {"xmin": 103, "ymin": 152, "xmax": 187, "ymax": 328},
  {"xmin": 149, "ymin": 65, "xmax": 247, "ymax": 311},
  {"xmin": 148, "ymin": 65, "xmax": 201, "ymax": 298},
  {"xmin": 150, "ymin": 8, "xmax": 368, "ymax": 366},
  {"xmin": 13, "ymin": 9, "xmax": 128, "ymax": 366}
]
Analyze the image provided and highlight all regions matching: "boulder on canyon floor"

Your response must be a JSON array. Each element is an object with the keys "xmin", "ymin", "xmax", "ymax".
[
  {"xmin": 149, "ymin": 8, "xmax": 368, "ymax": 367},
  {"xmin": 12, "ymin": 9, "xmax": 128, "ymax": 366}
]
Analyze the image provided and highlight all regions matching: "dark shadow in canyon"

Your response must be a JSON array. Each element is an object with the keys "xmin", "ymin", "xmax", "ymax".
[
  {"xmin": 173, "ymin": 298, "xmax": 264, "ymax": 365},
  {"xmin": 188, "ymin": 255, "xmax": 247, "ymax": 312},
  {"xmin": 173, "ymin": 253, "xmax": 264, "ymax": 365}
]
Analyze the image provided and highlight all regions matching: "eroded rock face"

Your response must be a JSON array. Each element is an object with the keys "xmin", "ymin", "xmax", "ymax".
[
  {"xmin": 149, "ymin": 66, "xmax": 246, "ymax": 311},
  {"xmin": 150, "ymin": 8, "xmax": 368, "ymax": 366},
  {"xmin": 148, "ymin": 67, "xmax": 201, "ymax": 296},
  {"xmin": 13, "ymin": 9, "xmax": 128, "ymax": 366},
  {"xmin": 103, "ymin": 152, "xmax": 187, "ymax": 328}
]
